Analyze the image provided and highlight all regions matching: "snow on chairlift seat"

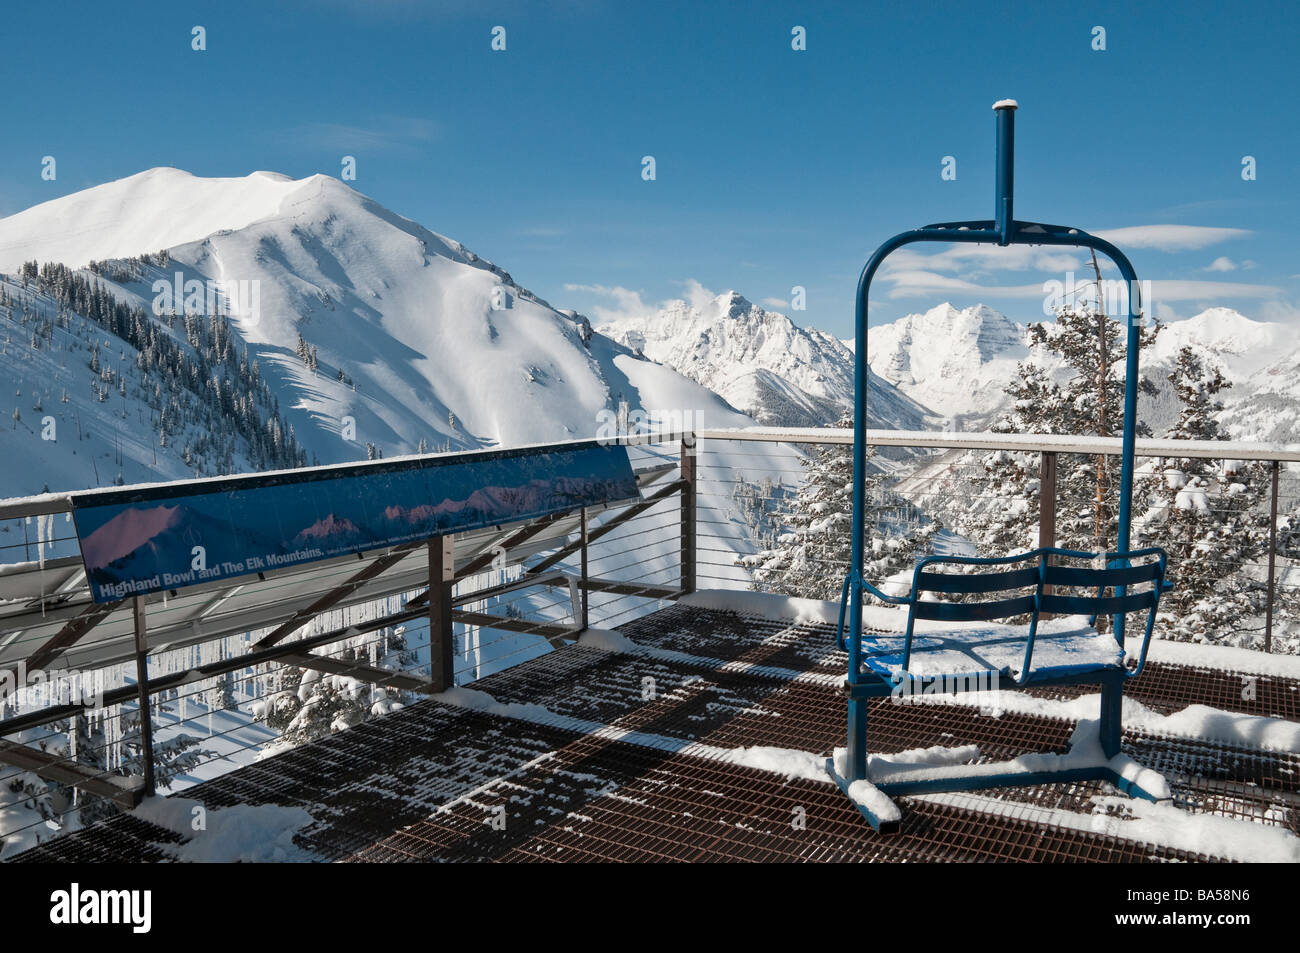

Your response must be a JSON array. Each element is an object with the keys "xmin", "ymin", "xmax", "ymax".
[{"xmin": 858, "ymin": 616, "xmax": 1126, "ymax": 685}]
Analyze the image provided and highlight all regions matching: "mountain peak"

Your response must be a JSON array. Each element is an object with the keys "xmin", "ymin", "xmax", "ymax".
[
  {"xmin": 867, "ymin": 302, "xmax": 1033, "ymax": 428},
  {"xmin": 715, "ymin": 290, "xmax": 755, "ymax": 319},
  {"xmin": 0, "ymin": 166, "xmax": 762, "ymax": 490},
  {"xmin": 1149, "ymin": 307, "xmax": 1288, "ymax": 379},
  {"xmin": 0, "ymin": 167, "xmax": 320, "ymax": 272},
  {"xmin": 595, "ymin": 287, "xmax": 933, "ymax": 430}
]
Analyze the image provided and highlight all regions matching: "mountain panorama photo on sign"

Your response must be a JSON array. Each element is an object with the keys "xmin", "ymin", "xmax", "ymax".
[{"xmin": 0, "ymin": 1, "xmax": 1295, "ymax": 902}]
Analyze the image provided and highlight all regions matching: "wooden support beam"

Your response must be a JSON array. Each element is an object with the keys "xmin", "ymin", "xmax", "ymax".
[
  {"xmin": 18, "ymin": 598, "xmax": 124, "ymax": 675},
  {"xmin": 0, "ymin": 739, "xmax": 143, "ymax": 809},
  {"xmin": 429, "ymin": 536, "xmax": 455, "ymax": 691},
  {"xmin": 451, "ymin": 610, "xmax": 574, "ymax": 649},
  {"xmin": 681, "ymin": 436, "xmax": 697, "ymax": 595},
  {"xmin": 536, "ymin": 575, "xmax": 679, "ymax": 600},
  {"xmin": 579, "ymin": 507, "xmax": 590, "ymax": 630},
  {"xmin": 0, "ymin": 603, "xmax": 434, "ymax": 738},
  {"xmin": 1265, "ymin": 459, "xmax": 1280, "ymax": 654},
  {"xmin": 450, "ymin": 570, "xmax": 567, "ymax": 608},
  {"xmin": 277, "ymin": 651, "xmax": 437, "ymax": 694},
  {"xmin": 402, "ymin": 513, "xmax": 568, "ymax": 612},
  {"xmin": 453, "ymin": 513, "xmax": 568, "ymax": 583},
  {"xmin": 1038, "ymin": 450, "xmax": 1057, "ymax": 551},
  {"xmin": 132, "ymin": 597, "xmax": 155, "ymax": 797},
  {"xmin": 528, "ymin": 480, "xmax": 687, "ymax": 576},
  {"xmin": 1039, "ymin": 450, "xmax": 1058, "ymax": 616}
]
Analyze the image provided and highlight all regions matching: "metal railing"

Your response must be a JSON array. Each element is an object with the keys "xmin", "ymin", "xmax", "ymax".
[
  {"xmin": 693, "ymin": 427, "xmax": 1300, "ymax": 653},
  {"xmin": 0, "ymin": 425, "xmax": 1296, "ymax": 856}
]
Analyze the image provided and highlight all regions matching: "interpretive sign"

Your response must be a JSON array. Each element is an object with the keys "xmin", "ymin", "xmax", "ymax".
[{"xmin": 71, "ymin": 442, "xmax": 638, "ymax": 602}]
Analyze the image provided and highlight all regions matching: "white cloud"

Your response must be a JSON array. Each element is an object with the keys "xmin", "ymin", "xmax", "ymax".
[
  {"xmin": 878, "ymin": 269, "xmax": 1049, "ymax": 300},
  {"xmin": 884, "ymin": 244, "xmax": 1081, "ymax": 275},
  {"xmin": 569, "ymin": 279, "xmax": 774, "ymax": 326},
  {"xmin": 1152, "ymin": 302, "xmax": 1185, "ymax": 323},
  {"xmin": 683, "ymin": 279, "xmax": 715, "ymax": 314},
  {"xmin": 1255, "ymin": 300, "xmax": 1300, "ymax": 326},
  {"xmin": 1092, "ymin": 225, "xmax": 1251, "ymax": 252},
  {"xmin": 877, "ymin": 268, "xmax": 1282, "ymax": 312},
  {"xmin": 1147, "ymin": 279, "xmax": 1281, "ymax": 302},
  {"xmin": 562, "ymin": 283, "xmax": 653, "ymax": 324},
  {"xmin": 1204, "ymin": 256, "xmax": 1237, "ymax": 272}
]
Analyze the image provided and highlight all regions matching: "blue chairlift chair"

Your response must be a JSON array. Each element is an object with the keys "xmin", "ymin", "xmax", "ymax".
[{"xmin": 832, "ymin": 101, "xmax": 1174, "ymax": 832}]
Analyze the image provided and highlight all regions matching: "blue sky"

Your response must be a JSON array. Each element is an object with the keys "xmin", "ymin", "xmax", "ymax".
[{"xmin": 2, "ymin": 0, "xmax": 1297, "ymax": 337}]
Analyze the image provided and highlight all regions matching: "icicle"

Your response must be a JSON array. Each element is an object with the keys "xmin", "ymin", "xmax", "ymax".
[{"xmin": 36, "ymin": 511, "xmax": 53, "ymax": 569}]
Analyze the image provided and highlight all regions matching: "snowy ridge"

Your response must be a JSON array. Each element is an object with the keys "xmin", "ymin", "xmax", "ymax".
[
  {"xmin": 1219, "ymin": 342, "xmax": 1300, "ymax": 444},
  {"xmin": 864, "ymin": 302, "xmax": 1300, "ymax": 438},
  {"xmin": 1147, "ymin": 307, "xmax": 1291, "ymax": 381},
  {"xmin": 0, "ymin": 168, "xmax": 308, "ymax": 274},
  {"xmin": 0, "ymin": 169, "xmax": 769, "ymax": 495},
  {"xmin": 598, "ymin": 290, "xmax": 936, "ymax": 431},
  {"xmin": 866, "ymin": 302, "xmax": 1056, "ymax": 429}
]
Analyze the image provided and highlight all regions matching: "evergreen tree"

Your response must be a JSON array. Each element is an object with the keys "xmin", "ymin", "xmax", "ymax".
[
  {"xmin": 261, "ymin": 630, "xmax": 415, "ymax": 751},
  {"xmin": 751, "ymin": 414, "xmax": 936, "ymax": 601},
  {"xmin": 1136, "ymin": 347, "xmax": 1271, "ymax": 645},
  {"xmin": 957, "ymin": 306, "xmax": 1160, "ymax": 557}
]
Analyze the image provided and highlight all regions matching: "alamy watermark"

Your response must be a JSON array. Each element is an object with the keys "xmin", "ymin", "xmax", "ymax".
[
  {"xmin": 1, "ymin": 663, "xmax": 104, "ymax": 710},
  {"xmin": 891, "ymin": 670, "xmax": 1005, "ymax": 716},
  {"xmin": 152, "ymin": 272, "xmax": 261, "ymax": 327},
  {"xmin": 595, "ymin": 405, "xmax": 704, "ymax": 445},
  {"xmin": 1041, "ymin": 271, "xmax": 1152, "ymax": 324}
]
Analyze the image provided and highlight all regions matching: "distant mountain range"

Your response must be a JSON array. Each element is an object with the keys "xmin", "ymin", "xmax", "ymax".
[
  {"xmin": 858, "ymin": 301, "xmax": 1297, "ymax": 440},
  {"xmin": 601, "ymin": 292, "xmax": 1299, "ymax": 443},
  {"xmin": 0, "ymin": 167, "xmax": 1293, "ymax": 505},
  {"xmin": 597, "ymin": 289, "xmax": 936, "ymax": 431}
]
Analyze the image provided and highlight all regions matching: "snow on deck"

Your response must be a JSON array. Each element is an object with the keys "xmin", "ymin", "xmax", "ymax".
[{"xmin": 10, "ymin": 602, "xmax": 1300, "ymax": 863}]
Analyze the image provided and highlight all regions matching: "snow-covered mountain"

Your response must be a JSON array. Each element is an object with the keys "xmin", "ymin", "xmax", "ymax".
[
  {"xmin": 1219, "ymin": 345, "xmax": 1300, "ymax": 444},
  {"xmin": 597, "ymin": 290, "xmax": 936, "ymax": 430},
  {"xmin": 865, "ymin": 302, "xmax": 1299, "ymax": 439},
  {"xmin": 0, "ymin": 168, "xmax": 761, "ymax": 496},
  {"xmin": 866, "ymin": 302, "xmax": 1052, "ymax": 429},
  {"xmin": 1146, "ymin": 307, "xmax": 1292, "ymax": 381}
]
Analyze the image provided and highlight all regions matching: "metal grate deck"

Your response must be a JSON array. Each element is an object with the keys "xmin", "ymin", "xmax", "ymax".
[{"xmin": 12, "ymin": 604, "xmax": 1298, "ymax": 863}]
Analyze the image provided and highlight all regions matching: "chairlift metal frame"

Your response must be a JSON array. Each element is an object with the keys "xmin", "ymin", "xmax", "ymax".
[{"xmin": 834, "ymin": 102, "xmax": 1173, "ymax": 831}]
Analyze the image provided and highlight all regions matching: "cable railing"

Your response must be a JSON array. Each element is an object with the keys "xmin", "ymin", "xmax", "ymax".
[
  {"xmin": 0, "ymin": 425, "xmax": 1296, "ymax": 857},
  {"xmin": 693, "ymin": 427, "xmax": 1300, "ymax": 654}
]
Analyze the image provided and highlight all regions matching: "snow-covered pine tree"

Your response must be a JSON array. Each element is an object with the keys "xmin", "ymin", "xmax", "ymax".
[
  {"xmin": 750, "ymin": 413, "xmax": 936, "ymax": 601},
  {"xmin": 1135, "ymin": 346, "xmax": 1271, "ymax": 646},
  {"xmin": 957, "ymin": 306, "xmax": 1160, "ymax": 557},
  {"xmin": 116, "ymin": 707, "xmax": 212, "ymax": 792},
  {"xmin": 260, "ymin": 628, "xmax": 416, "ymax": 751}
]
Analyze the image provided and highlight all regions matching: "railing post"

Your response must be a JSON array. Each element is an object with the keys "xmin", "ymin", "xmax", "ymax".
[
  {"xmin": 1038, "ymin": 450, "xmax": 1057, "ymax": 552},
  {"xmin": 1038, "ymin": 450, "xmax": 1058, "ymax": 619},
  {"xmin": 132, "ymin": 596, "xmax": 155, "ymax": 797},
  {"xmin": 680, "ymin": 435, "xmax": 697, "ymax": 594},
  {"xmin": 428, "ymin": 536, "xmax": 455, "ymax": 690},
  {"xmin": 1265, "ymin": 459, "xmax": 1280, "ymax": 654},
  {"xmin": 579, "ymin": 507, "xmax": 590, "ymax": 629}
]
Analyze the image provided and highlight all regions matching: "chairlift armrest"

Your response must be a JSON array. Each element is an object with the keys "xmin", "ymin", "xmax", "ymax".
[
  {"xmin": 835, "ymin": 576, "xmax": 911, "ymax": 651},
  {"xmin": 860, "ymin": 580, "xmax": 911, "ymax": 606}
]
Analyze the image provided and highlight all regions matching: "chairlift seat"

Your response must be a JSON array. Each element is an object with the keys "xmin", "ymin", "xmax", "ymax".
[
  {"xmin": 857, "ymin": 620, "xmax": 1125, "ymax": 688},
  {"xmin": 846, "ymin": 546, "xmax": 1168, "ymax": 694}
]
